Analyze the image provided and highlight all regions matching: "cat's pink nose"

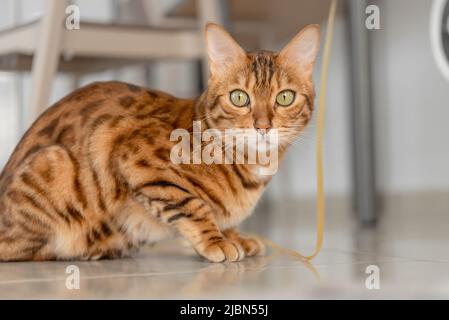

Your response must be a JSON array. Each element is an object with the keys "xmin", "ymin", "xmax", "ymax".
[{"xmin": 254, "ymin": 122, "xmax": 272, "ymax": 133}]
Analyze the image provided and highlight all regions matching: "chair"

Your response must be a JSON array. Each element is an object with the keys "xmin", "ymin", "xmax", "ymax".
[{"xmin": 0, "ymin": 0, "xmax": 228, "ymax": 122}]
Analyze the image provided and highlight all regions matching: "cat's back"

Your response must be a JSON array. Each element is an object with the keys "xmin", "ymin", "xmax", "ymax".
[{"xmin": 0, "ymin": 81, "xmax": 192, "ymax": 184}]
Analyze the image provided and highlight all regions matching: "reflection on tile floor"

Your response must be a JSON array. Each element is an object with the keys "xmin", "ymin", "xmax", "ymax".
[{"xmin": 1, "ymin": 197, "xmax": 449, "ymax": 299}]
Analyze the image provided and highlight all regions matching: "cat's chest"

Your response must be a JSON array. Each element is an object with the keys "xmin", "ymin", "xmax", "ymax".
[{"xmin": 216, "ymin": 186, "xmax": 265, "ymax": 230}]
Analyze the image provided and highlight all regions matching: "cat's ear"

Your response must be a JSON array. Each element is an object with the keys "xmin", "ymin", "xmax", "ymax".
[
  {"xmin": 278, "ymin": 24, "xmax": 321, "ymax": 76},
  {"xmin": 205, "ymin": 23, "xmax": 246, "ymax": 76}
]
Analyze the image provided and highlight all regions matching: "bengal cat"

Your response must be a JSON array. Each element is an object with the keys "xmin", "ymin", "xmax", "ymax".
[{"xmin": 0, "ymin": 23, "xmax": 320, "ymax": 262}]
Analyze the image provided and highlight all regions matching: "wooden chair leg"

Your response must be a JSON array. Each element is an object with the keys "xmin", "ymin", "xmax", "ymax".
[{"xmin": 28, "ymin": 0, "xmax": 66, "ymax": 124}]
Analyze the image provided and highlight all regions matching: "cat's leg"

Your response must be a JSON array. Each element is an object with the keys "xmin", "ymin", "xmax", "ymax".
[
  {"xmin": 132, "ymin": 186, "xmax": 244, "ymax": 262},
  {"xmin": 0, "ymin": 198, "xmax": 53, "ymax": 261},
  {"xmin": 0, "ymin": 145, "xmax": 90, "ymax": 261},
  {"xmin": 223, "ymin": 228, "xmax": 265, "ymax": 257}
]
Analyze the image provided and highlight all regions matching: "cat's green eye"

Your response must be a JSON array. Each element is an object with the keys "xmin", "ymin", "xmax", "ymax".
[
  {"xmin": 230, "ymin": 90, "xmax": 250, "ymax": 107},
  {"xmin": 276, "ymin": 90, "xmax": 296, "ymax": 107}
]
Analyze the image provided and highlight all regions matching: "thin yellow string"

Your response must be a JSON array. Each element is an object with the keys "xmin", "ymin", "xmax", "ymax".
[{"xmin": 261, "ymin": 0, "xmax": 338, "ymax": 262}]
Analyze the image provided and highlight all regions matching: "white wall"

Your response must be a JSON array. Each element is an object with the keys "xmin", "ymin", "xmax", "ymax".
[{"xmin": 372, "ymin": 0, "xmax": 449, "ymax": 193}]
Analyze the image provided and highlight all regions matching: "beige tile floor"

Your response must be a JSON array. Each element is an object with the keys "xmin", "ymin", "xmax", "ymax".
[{"xmin": 1, "ymin": 196, "xmax": 448, "ymax": 299}]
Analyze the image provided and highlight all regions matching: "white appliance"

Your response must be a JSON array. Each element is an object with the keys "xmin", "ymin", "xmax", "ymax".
[{"xmin": 431, "ymin": 0, "xmax": 449, "ymax": 81}]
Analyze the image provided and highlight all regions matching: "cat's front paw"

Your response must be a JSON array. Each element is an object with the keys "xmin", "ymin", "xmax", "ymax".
[
  {"xmin": 222, "ymin": 229, "xmax": 266, "ymax": 257},
  {"xmin": 237, "ymin": 236, "xmax": 265, "ymax": 257},
  {"xmin": 199, "ymin": 238, "xmax": 245, "ymax": 263}
]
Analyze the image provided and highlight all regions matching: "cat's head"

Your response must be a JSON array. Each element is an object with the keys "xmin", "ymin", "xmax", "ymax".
[{"xmin": 203, "ymin": 23, "xmax": 320, "ymax": 150}]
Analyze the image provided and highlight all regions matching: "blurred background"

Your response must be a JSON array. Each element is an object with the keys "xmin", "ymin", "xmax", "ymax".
[{"xmin": 0, "ymin": 0, "xmax": 448, "ymax": 299}]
